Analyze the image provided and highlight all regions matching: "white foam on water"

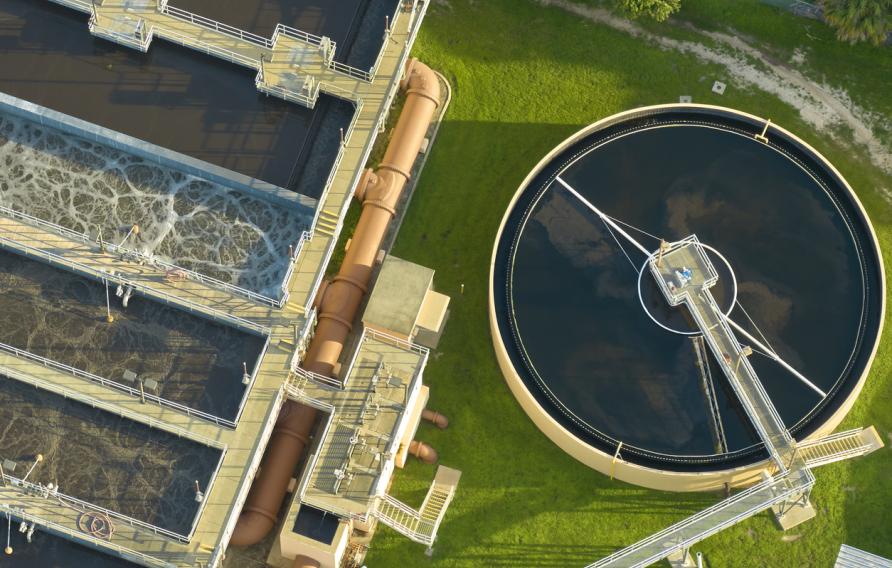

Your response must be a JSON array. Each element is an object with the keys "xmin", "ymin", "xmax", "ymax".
[{"xmin": 0, "ymin": 113, "xmax": 311, "ymax": 297}]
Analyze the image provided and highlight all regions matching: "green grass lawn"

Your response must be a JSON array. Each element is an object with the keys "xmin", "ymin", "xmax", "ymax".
[{"xmin": 364, "ymin": 1, "xmax": 892, "ymax": 566}]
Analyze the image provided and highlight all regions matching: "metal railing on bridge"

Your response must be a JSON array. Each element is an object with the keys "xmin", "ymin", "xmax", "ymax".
[
  {"xmin": 0, "ymin": 204, "xmax": 309, "ymax": 309},
  {"xmin": 0, "ymin": 362, "xmax": 224, "ymax": 449},
  {"xmin": 587, "ymin": 469, "xmax": 814, "ymax": 568}
]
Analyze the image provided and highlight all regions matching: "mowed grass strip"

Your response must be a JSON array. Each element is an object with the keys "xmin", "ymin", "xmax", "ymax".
[{"xmin": 366, "ymin": 1, "xmax": 892, "ymax": 566}]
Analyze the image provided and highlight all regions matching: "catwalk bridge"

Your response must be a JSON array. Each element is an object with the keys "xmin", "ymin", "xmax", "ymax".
[{"xmin": 554, "ymin": 177, "xmax": 884, "ymax": 568}]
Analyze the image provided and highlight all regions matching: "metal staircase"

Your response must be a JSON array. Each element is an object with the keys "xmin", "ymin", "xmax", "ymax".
[
  {"xmin": 314, "ymin": 209, "xmax": 341, "ymax": 238},
  {"xmin": 373, "ymin": 465, "xmax": 461, "ymax": 547},
  {"xmin": 797, "ymin": 427, "xmax": 883, "ymax": 469}
]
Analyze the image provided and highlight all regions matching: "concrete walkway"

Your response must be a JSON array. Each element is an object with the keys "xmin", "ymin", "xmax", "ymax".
[{"xmin": 0, "ymin": 1, "xmax": 429, "ymax": 566}]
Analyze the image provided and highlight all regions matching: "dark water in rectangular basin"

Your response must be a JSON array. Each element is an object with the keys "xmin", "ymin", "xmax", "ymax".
[
  {"xmin": 0, "ymin": 375, "xmax": 221, "ymax": 536},
  {"xmin": 0, "ymin": 249, "xmax": 265, "ymax": 421},
  {"xmin": 0, "ymin": 0, "xmax": 355, "ymax": 199}
]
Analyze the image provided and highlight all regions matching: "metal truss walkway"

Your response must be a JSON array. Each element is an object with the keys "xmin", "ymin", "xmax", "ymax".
[{"xmin": 555, "ymin": 178, "xmax": 885, "ymax": 568}]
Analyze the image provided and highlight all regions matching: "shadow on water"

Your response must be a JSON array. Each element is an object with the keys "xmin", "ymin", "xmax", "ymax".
[
  {"xmin": 0, "ymin": 0, "xmax": 354, "ymax": 201},
  {"xmin": 0, "ymin": 250, "xmax": 265, "ymax": 420},
  {"xmin": 169, "ymin": 0, "xmax": 400, "ymax": 71},
  {"xmin": 0, "ymin": 521, "xmax": 139, "ymax": 568}
]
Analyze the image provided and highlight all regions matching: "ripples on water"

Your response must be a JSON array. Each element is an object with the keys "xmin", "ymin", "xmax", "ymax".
[
  {"xmin": 0, "ymin": 377, "xmax": 221, "ymax": 537},
  {"xmin": 0, "ymin": 114, "xmax": 311, "ymax": 297},
  {"xmin": 0, "ymin": 250, "xmax": 265, "ymax": 420}
]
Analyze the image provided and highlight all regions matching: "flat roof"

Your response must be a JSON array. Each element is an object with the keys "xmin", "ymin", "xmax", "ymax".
[
  {"xmin": 172, "ymin": 0, "xmax": 401, "ymax": 71},
  {"xmin": 363, "ymin": 256, "xmax": 434, "ymax": 337},
  {"xmin": 0, "ymin": 0, "xmax": 354, "ymax": 198},
  {"xmin": 301, "ymin": 331, "xmax": 425, "ymax": 516}
]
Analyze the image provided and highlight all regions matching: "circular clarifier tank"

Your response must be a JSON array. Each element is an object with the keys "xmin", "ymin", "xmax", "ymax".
[{"xmin": 489, "ymin": 105, "xmax": 885, "ymax": 490}]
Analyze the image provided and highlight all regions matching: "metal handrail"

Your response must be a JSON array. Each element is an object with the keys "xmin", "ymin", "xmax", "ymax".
[
  {"xmin": 294, "ymin": 414, "xmax": 337, "ymax": 503},
  {"xmin": 309, "ymin": 100, "xmax": 365, "ymax": 232},
  {"xmin": 284, "ymin": 376, "xmax": 338, "ymax": 413},
  {"xmin": 232, "ymin": 334, "xmax": 271, "ymax": 426},
  {"xmin": 708, "ymin": 300, "xmax": 792, "ymax": 447},
  {"xmin": 364, "ymin": 328, "xmax": 430, "ymax": 356},
  {"xmin": 332, "ymin": 327, "xmax": 428, "ymax": 395},
  {"xmin": 184, "ymin": 445, "xmax": 227, "ymax": 541},
  {"xmin": 0, "ymin": 340, "xmax": 237, "ymax": 428},
  {"xmin": 0, "ymin": 234, "xmax": 269, "ymax": 336},
  {"xmin": 373, "ymin": 494, "xmax": 437, "ymax": 544},
  {"xmin": 1, "ymin": 470, "xmax": 191, "ymax": 543},
  {"xmin": 366, "ymin": 0, "xmax": 408, "ymax": 79},
  {"xmin": 89, "ymin": 12, "xmax": 155, "ymax": 52},
  {"xmin": 280, "ymin": 231, "xmax": 312, "ymax": 299},
  {"xmin": 0, "ymin": 202, "xmax": 302, "ymax": 309},
  {"xmin": 694, "ymin": 294, "xmax": 792, "ymax": 467},
  {"xmin": 160, "ymin": 4, "xmax": 272, "ymax": 48},
  {"xmin": 647, "ymin": 238, "xmax": 792, "ymax": 465},
  {"xmin": 257, "ymin": 76, "xmax": 320, "ymax": 109},
  {"xmin": 797, "ymin": 428, "xmax": 865, "ymax": 448},
  {"xmin": 0, "ymin": 363, "xmax": 223, "ymax": 449},
  {"xmin": 290, "ymin": 365, "xmax": 343, "ymax": 390},
  {"xmin": 588, "ymin": 470, "xmax": 814, "ymax": 567},
  {"xmin": 108, "ymin": 240, "xmax": 284, "ymax": 307},
  {"xmin": 0, "ymin": 504, "xmax": 171, "ymax": 568},
  {"xmin": 330, "ymin": 60, "xmax": 372, "ymax": 82},
  {"xmin": 0, "ymin": 205, "xmax": 91, "ymax": 246},
  {"xmin": 158, "ymin": 27, "xmax": 259, "ymax": 68},
  {"xmin": 46, "ymin": 0, "xmax": 92, "ymax": 14},
  {"xmin": 273, "ymin": 24, "xmax": 329, "ymax": 48}
]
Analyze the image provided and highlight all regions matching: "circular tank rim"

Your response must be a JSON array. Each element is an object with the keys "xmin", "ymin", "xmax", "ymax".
[{"xmin": 487, "ymin": 103, "xmax": 886, "ymax": 491}]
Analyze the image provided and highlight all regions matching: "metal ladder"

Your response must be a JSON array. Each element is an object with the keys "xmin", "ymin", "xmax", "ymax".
[{"xmin": 797, "ymin": 427, "xmax": 883, "ymax": 469}]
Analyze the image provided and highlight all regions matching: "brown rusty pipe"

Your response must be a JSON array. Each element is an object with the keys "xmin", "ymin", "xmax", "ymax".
[
  {"xmin": 229, "ymin": 59, "xmax": 440, "ymax": 547},
  {"xmin": 422, "ymin": 408, "xmax": 449, "ymax": 429},
  {"xmin": 408, "ymin": 440, "xmax": 438, "ymax": 464},
  {"xmin": 291, "ymin": 555, "xmax": 321, "ymax": 568},
  {"xmin": 305, "ymin": 58, "xmax": 441, "ymax": 376},
  {"xmin": 230, "ymin": 401, "xmax": 316, "ymax": 546}
]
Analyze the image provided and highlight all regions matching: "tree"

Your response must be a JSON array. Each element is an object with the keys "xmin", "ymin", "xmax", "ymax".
[
  {"xmin": 822, "ymin": 0, "xmax": 892, "ymax": 45},
  {"xmin": 614, "ymin": 0, "xmax": 682, "ymax": 21}
]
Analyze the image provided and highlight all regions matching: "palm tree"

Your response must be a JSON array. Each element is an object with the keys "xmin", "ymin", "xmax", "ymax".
[{"xmin": 822, "ymin": 0, "xmax": 892, "ymax": 45}]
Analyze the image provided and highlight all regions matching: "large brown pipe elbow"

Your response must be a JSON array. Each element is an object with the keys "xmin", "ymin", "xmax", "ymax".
[
  {"xmin": 292, "ymin": 555, "xmax": 321, "ymax": 568},
  {"xmin": 230, "ymin": 59, "xmax": 441, "ymax": 548},
  {"xmin": 422, "ymin": 408, "xmax": 449, "ymax": 429},
  {"xmin": 230, "ymin": 401, "xmax": 316, "ymax": 546},
  {"xmin": 408, "ymin": 440, "xmax": 438, "ymax": 464},
  {"xmin": 305, "ymin": 58, "xmax": 441, "ymax": 377}
]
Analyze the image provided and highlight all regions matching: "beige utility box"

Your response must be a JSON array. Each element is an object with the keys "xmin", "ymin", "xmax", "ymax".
[{"xmin": 363, "ymin": 255, "xmax": 449, "ymax": 348}]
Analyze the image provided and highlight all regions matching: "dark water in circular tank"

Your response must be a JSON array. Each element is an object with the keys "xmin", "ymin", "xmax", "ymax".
[{"xmin": 493, "ymin": 110, "xmax": 882, "ymax": 471}]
